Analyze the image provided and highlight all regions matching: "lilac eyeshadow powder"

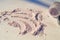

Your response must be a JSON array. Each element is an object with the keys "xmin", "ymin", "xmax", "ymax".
[{"xmin": 50, "ymin": 8, "xmax": 58, "ymax": 15}]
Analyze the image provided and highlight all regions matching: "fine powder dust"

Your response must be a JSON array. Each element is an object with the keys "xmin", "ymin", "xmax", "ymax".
[{"xmin": 0, "ymin": 8, "xmax": 46, "ymax": 36}]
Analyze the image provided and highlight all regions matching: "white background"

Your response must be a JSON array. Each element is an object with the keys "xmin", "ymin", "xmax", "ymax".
[{"xmin": 0, "ymin": 0, "xmax": 60, "ymax": 40}]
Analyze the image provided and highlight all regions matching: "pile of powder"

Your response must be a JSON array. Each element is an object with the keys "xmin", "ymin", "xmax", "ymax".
[{"xmin": 0, "ymin": 8, "xmax": 46, "ymax": 36}]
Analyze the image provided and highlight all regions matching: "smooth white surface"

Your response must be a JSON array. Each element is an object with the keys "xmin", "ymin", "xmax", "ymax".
[{"xmin": 0, "ymin": 0, "xmax": 60, "ymax": 40}]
